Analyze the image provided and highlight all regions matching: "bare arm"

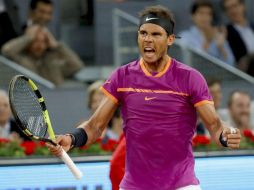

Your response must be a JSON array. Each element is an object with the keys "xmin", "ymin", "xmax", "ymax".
[
  {"xmin": 47, "ymin": 95, "xmax": 118, "ymax": 156},
  {"xmin": 197, "ymin": 103, "xmax": 241, "ymax": 149},
  {"xmin": 79, "ymin": 95, "xmax": 118, "ymax": 145}
]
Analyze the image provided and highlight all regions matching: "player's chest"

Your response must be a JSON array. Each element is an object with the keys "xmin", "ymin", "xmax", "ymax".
[{"xmin": 118, "ymin": 81, "xmax": 190, "ymax": 112}]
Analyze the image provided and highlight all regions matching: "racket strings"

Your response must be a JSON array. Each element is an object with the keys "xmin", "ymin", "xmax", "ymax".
[{"xmin": 11, "ymin": 79, "xmax": 48, "ymax": 138}]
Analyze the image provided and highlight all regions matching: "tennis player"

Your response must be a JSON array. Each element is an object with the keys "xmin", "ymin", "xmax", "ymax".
[{"xmin": 48, "ymin": 5, "xmax": 241, "ymax": 190}]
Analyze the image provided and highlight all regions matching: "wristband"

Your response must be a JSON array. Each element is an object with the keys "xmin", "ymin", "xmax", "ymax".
[
  {"xmin": 70, "ymin": 128, "xmax": 88, "ymax": 147},
  {"xmin": 219, "ymin": 131, "xmax": 228, "ymax": 147}
]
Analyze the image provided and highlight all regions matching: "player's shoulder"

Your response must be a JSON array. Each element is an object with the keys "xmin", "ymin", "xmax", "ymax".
[
  {"xmin": 114, "ymin": 59, "xmax": 140, "ymax": 73},
  {"xmin": 173, "ymin": 59, "xmax": 203, "ymax": 77}
]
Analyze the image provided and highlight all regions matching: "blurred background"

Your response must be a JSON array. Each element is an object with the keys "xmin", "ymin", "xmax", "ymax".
[{"xmin": 0, "ymin": 0, "xmax": 254, "ymax": 189}]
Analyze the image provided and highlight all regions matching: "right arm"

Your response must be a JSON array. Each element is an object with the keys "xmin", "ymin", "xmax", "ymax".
[
  {"xmin": 80, "ymin": 95, "xmax": 118, "ymax": 145},
  {"xmin": 47, "ymin": 95, "xmax": 118, "ymax": 156}
]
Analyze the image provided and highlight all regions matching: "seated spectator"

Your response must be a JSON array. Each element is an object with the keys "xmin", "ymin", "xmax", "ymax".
[
  {"xmin": 0, "ymin": 89, "xmax": 30, "ymax": 141},
  {"xmin": 179, "ymin": 0, "xmax": 235, "ymax": 66},
  {"xmin": 1, "ymin": 25, "xmax": 84, "ymax": 85},
  {"xmin": 25, "ymin": 0, "xmax": 53, "ymax": 28},
  {"xmin": 104, "ymin": 108, "xmax": 122, "ymax": 142},
  {"xmin": 87, "ymin": 80, "xmax": 105, "ymax": 114},
  {"xmin": 227, "ymin": 90, "xmax": 253, "ymax": 133},
  {"xmin": 239, "ymin": 53, "xmax": 254, "ymax": 76},
  {"xmin": 207, "ymin": 78, "xmax": 222, "ymax": 110},
  {"xmin": 87, "ymin": 80, "xmax": 122, "ymax": 142},
  {"xmin": 221, "ymin": 0, "xmax": 254, "ymax": 64}
]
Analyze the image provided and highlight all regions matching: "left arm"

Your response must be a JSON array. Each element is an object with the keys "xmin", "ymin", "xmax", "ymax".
[{"xmin": 197, "ymin": 103, "xmax": 241, "ymax": 149}]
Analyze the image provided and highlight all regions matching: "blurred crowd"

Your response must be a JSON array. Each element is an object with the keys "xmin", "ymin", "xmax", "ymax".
[
  {"xmin": 179, "ymin": 0, "xmax": 254, "ymax": 74},
  {"xmin": 0, "ymin": 0, "xmax": 254, "ymax": 189},
  {"xmin": 0, "ymin": 0, "xmax": 253, "ymax": 85},
  {"xmin": 0, "ymin": 0, "xmax": 84, "ymax": 86}
]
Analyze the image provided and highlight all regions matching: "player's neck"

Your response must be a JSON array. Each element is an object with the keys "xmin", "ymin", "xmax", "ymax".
[{"xmin": 143, "ymin": 56, "xmax": 171, "ymax": 73}]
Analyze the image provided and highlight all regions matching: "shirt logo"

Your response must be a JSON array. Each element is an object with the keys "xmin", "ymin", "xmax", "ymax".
[
  {"xmin": 145, "ymin": 17, "xmax": 159, "ymax": 22},
  {"xmin": 145, "ymin": 96, "xmax": 157, "ymax": 101}
]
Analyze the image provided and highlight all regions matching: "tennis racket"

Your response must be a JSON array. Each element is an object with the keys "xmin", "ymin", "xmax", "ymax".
[{"xmin": 8, "ymin": 75, "xmax": 83, "ymax": 180}]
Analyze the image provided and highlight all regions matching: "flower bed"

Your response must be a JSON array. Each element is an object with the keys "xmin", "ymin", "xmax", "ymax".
[
  {"xmin": 0, "ymin": 138, "xmax": 118, "ymax": 157},
  {"xmin": 192, "ymin": 129, "xmax": 254, "ymax": 151},
  {"xmin": 0, "ymin": 130, "xmax": 253, "ymax": 157}
]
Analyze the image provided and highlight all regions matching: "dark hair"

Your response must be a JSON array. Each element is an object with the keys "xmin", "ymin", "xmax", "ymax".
[
  {"xmin": 227, "ymin": 90, "xmax": 250, "ymax": 107},
  {"xmin": 139, "ymin": 5, "xmax": 175, "ymax": 34},
  {"xmin": 207, "ymin": 78, "xmax": 221, "ymax": 87},
  {"xmin": 30, "ymin": 0, "xmax": 53, "ymax": 10},
  {"xmin": 221, "ymin": 0, "xmax": 245, "ymax": 10},
  {"xmin": 191, "ymin": 0, "xmax": 214, "ymax": 15}
]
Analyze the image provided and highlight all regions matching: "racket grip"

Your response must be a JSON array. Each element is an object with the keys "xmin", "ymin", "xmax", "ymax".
[{"xmin": 59, "ymin": 148, "xmax": 83, "ymax": 180}]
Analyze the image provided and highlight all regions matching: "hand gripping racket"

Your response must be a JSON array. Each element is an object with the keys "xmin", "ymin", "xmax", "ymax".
[{"xmin": 8, "ymin": 75, "xmax": 83, "ymax": 180}]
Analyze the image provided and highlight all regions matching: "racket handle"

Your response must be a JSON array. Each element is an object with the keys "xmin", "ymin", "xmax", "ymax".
[{"xmin": 59, "ymin": 148, "xmax": 83, "ymax": 180}]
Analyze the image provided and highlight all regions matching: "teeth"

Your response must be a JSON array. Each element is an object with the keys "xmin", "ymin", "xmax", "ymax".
[{"xmin": 144, "ymin": 47, "xmax": 153, "ymax": 50}]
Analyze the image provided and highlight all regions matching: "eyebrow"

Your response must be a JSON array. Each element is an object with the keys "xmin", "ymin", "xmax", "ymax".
[{"xmin": 139, "ymin": 30, "xmax": 162, "ymax": 35}]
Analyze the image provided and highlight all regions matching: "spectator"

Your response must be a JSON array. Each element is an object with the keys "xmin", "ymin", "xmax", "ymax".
[
  {"xmin": 196, "ymin": 78, "xmax": 223, "ymax": 135},
  {"xmin": 87, "ymin": 80, "xmax": 122, "ymax": 142},
  {"xmin": 221, "ymin": 0, "xmax": 254, "ymax": 63},
  {"xmin": 227, "ymin": 90, "xmax": 253, "ymax": 133},
  {"xmin": 104, "ymin": 107, "xmax": 122, "ymax": 142},
  {"xmin": 0, "ymin": 89, "xmax": 30, "ymax": 141},
  {"xmin": 87, "ymin": 80, "xmax": 105, "ymax": 114},
  {"xmin": 1, "ymin": 25, "xmax": 84, "ymax": 85},
  {"xmin": 239, "ymin": 53, "xmax": 254, "ymax": 76},
  {"xmin": 0, "ymin": 0, "xmax": 21, "ymax": 48},
  {"xmin": 179, "ymin": 0, "xmax": 235, "ymax": 66},
  {"xmin": 207, "ymin": 78, "xmax": 222, "ymax": 110},
  {"xmin": 26, "ymin": 0, "xmax": 53, "ymax": 28}
]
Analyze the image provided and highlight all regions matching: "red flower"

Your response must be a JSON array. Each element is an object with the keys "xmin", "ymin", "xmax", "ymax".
[
  {"xmin": 21, "ymin": 141, "xmax": 37, "ymax": 155},
  {"xmin": 243, "ymin": 129, "xmax": 253, "ymax": 138},
  {"xmin": 38, "ymin": 141, "xmax": 46, "ymax": 147},
  {"xmin": 96, "ymin": 138, "xmax": 102, "ymax": 143},
  {"xmin": 79, "ymin": 145, "xmax": 88, "ymax": 150},
  {"xmin": 0, "ymin": 138, "xmax": 10, "ymax": 143},
  {"xmin": 192, "ymin": 135, "xmax": 211, "ymax": 145},
  {"xmin": 101, "ymin": 139, "xmax": 118, "ymax": 152}
]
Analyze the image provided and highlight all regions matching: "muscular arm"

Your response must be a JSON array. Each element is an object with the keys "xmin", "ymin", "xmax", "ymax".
[
  {"xmin": 196, "ymin": 103, "xmax": 223, "ymax": 146},
  {"xmin": 78, "ymin": 95, "xmax": 118, "ymax": 145},
  {"xmin": 47, "ymin": 95, "xmax": 118, "ymax": 156},
  {"xmin": 197, "ymin": 103, "xmax": 241, "ymax": 148}
]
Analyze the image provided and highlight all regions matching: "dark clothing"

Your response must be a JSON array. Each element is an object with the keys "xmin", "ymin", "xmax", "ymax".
[
  {"xmin": 10, "ymin": 120, "xmax": 31, "ymax": 141},
  {"xmin": 226, "ymin": 24, "xmax": 254, "ymax": 62},
  {"xmin": 0, "ymin": 0, "xmax": 22, "ymax": 48},
  {"xmin": 196, "ymin": 122, "xmax": 206, "ymax": 135},
  {"xmin": 0, "ymin": 12, "xmax": 17, "ymax": 48}
]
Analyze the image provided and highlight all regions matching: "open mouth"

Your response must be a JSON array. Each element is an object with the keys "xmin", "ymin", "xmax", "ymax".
[{"xmin": 144, "ymin": 47, "xmax": 155, "ymax": 53}]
